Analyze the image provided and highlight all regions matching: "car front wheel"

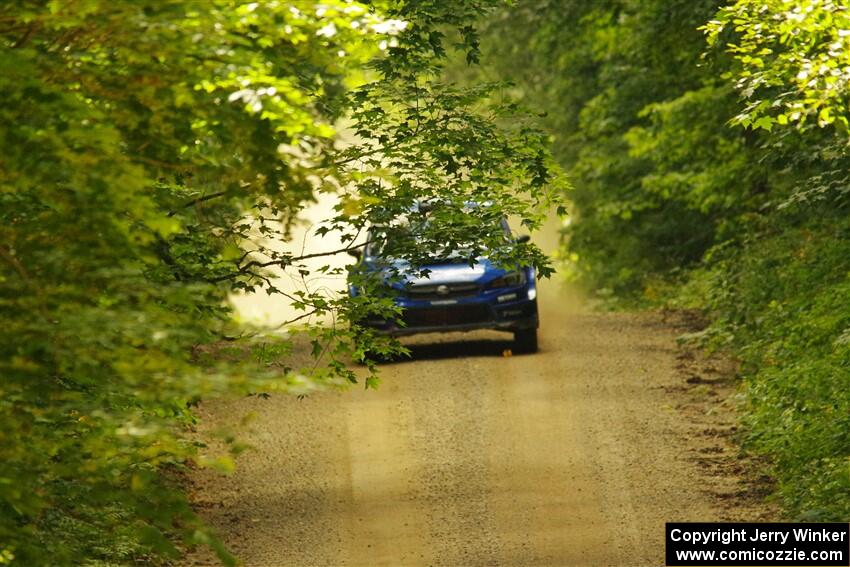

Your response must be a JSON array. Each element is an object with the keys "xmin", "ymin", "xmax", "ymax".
[{"xmin": 513, "ymin": 328, "xmax": 538, "ymax": 354}]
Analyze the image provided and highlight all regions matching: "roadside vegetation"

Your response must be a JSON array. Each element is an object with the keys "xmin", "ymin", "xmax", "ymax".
[
  {"xmin": 0, "ymin": 1, "xmax": 561, "ymax": 564},
  {"xmin": 3, "ymin": 1, "xmax": 847, "ymax": 564},
  {"xmin": 479, "ymin": 0, "xmax": 849, "ymax": 520}
]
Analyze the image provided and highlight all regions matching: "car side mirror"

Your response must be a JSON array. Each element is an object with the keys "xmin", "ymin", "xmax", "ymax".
[
  {"xmin": 347, "ymin": 248, "xmax": 362, "ymax": 260},
  {"xmin": 516, "ymin": 234, "xmax": 531, "ymax": 244}
]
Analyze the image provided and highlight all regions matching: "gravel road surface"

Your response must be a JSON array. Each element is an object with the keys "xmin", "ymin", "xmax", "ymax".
[{"xmin": 188, "ymin": 282, "xmax": 773, "ymax": 566}]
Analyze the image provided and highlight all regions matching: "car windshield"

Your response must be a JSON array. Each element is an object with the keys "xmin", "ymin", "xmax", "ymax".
[{"xmin": 365, "ymin": 217, "xmax": 513, "ymax": 262}]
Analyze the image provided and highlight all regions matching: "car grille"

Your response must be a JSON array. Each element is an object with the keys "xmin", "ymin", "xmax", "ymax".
[
  {"xmin": 404, "ymin": 282, "xmax": 480, "ymax": 301},
  {"xmin": 402, "ymin": 304, "xmax": 492, "ymax": 328}
]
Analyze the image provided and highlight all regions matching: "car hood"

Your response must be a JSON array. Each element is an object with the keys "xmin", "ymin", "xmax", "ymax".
[{"xmin": 366, "ymin": 256, "xmax": 506, "ymax": 288}]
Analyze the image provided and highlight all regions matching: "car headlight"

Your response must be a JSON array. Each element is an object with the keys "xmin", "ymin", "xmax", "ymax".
[{"xmin": 485, "ymin": 271, "xmax": 527, "ymax": 289}]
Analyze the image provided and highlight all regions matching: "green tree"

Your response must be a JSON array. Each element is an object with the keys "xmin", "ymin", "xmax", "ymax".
[
  {"xmin": 482, "ymin": 0, "xmax": 738, "ymax": 295},
  {"xmin": 0, "ymin": 1, "xmax": 561, "ymax": 564},
  {"xmin": 701, "ymin": 0, "xmax": 850, "ymax": 520},
  {"xmin": 707, "ymin": 0, "xmax": 850, "ymax": 132}
]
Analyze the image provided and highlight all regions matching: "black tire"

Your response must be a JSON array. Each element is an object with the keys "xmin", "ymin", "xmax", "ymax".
[{"xmin": 513, "ymin": 328, "xmax": 538, "ymax": 354}]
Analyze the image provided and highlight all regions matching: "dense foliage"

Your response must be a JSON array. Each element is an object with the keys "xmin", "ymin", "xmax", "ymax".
[
  {"xmin": 0, "ymin": 1, "xmax": 560, "ymax": 564},
  {"xmin": 480, "ymin": 0, "xmax": 849, "ymax": 519}
]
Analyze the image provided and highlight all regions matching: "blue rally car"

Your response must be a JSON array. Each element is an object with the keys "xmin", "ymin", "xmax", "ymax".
[{"xmin": 347, "ymin": 216, "xmax": 539, "ymax": 353}]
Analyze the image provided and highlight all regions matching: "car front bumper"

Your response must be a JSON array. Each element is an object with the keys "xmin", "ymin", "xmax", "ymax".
[{"xmin": 362, "ymin": 294, "xmax": 539, "ymax": 337}]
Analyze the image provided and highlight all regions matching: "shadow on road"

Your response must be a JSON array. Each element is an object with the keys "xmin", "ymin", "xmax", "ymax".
[{"xmin": 385, "ymin": 334, "xmax": 527, "ymax": 364}]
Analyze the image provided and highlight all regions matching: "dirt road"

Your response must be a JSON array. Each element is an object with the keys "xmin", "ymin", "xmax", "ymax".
[{"xmin": 188, "ymin": 281, "xmax": 773, "ymax": 567}]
